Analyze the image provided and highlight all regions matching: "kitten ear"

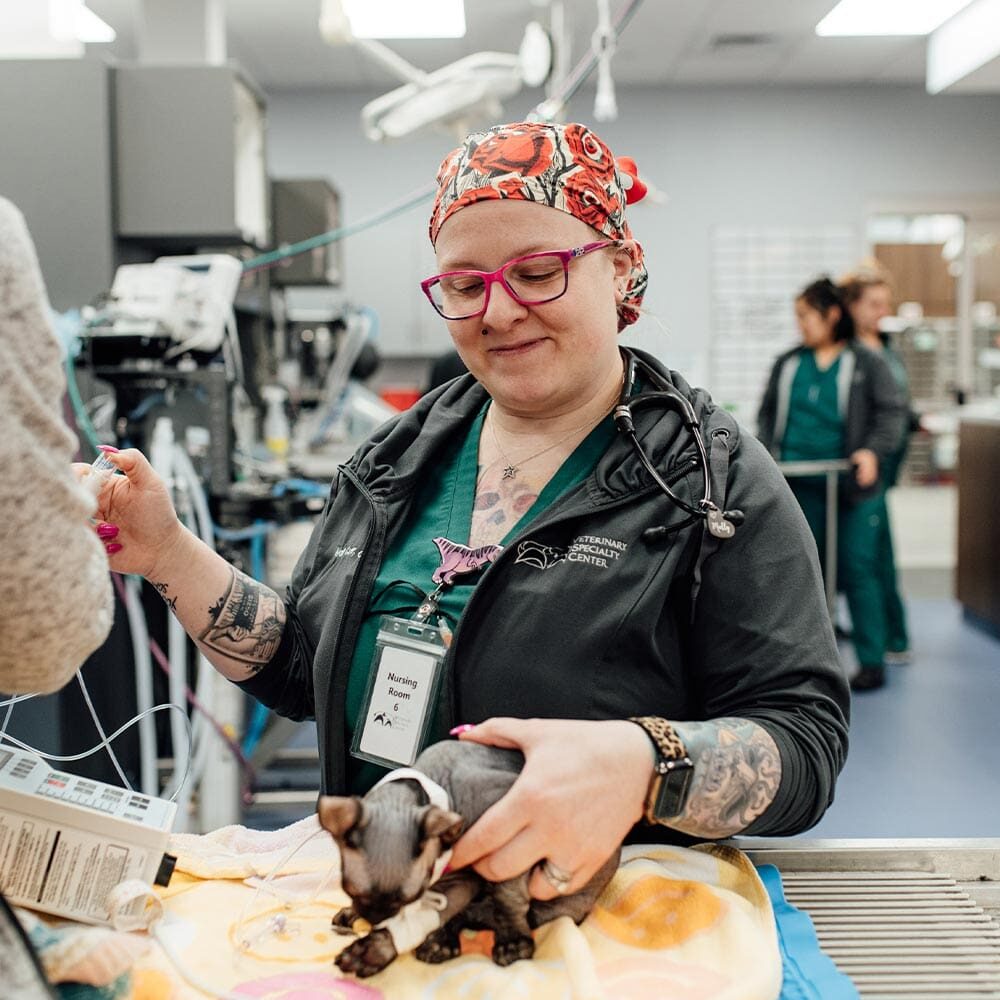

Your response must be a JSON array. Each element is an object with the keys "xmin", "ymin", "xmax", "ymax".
[
  {"xmin": 317, "ymin": 795, "xmax": 367, "ymax": 837},
  {"xmin": 420, "ymin": 806, "xmax": 465, "ymax": 847}
]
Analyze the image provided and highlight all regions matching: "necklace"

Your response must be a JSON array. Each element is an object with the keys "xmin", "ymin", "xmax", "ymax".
[{"xmin": 486, "ymin": 403, "xmax": 610, "ymax": 481}]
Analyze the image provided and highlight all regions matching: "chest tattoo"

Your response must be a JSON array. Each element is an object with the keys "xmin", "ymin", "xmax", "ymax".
[{"xmin": 470, "ymin": 465, "xmax": 543, "ymax": 548}]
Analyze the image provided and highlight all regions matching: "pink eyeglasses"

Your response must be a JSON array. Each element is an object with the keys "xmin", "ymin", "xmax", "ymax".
[{"xmin": 421, "ymin": 240, "xmax": 619, "ymax": 320}]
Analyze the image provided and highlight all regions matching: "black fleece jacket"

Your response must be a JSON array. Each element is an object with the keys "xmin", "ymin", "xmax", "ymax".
[{"xmin": 240, "ymin": 350, "xmax": 850, "ymax": 842}]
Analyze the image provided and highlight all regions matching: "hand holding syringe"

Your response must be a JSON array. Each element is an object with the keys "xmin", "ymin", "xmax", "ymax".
[
  {"xmin": 76, "ymin": 446, "xmax": 189, "ymax": 577},
  {"xmin": 82, "ymin": 447, "xmax": 119, "ymax": 497},
  {"xmin": 80, "ymin": 447, "xmax": 124, "ymax": 555}
]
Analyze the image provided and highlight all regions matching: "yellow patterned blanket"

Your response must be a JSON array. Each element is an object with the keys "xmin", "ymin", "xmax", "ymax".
[{"xmin": 41, "ymin": 816, "xmax": 783, "ymax": 1000}]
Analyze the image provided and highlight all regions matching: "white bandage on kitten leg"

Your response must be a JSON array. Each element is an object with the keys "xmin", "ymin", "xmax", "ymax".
[{"xmin": 379, "ymin": 889, "xmax": 448, "ymax": 953}]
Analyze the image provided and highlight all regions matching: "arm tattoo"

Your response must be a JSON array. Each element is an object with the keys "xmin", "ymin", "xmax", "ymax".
[
  {"xmin": 669, "ymin": 718, "xmax": 782, "ymax": 838},
  {"xmin": 198, "ymin": 568, "xmax": 286, "ymax": 672},
  {"xmin": 150, "ymin": 581, "xmax": 177, "ymax": 613}
]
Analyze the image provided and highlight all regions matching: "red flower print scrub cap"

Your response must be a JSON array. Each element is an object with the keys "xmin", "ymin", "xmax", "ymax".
[{"xmin": 429, "ymin": 121, "xmax": 649, "ymax": 330}]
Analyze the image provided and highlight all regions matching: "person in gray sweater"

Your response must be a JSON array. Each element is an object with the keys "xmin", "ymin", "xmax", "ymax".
[{"xmin": 0, "ymin": 196, "xmax": 113, "ymax": 694}]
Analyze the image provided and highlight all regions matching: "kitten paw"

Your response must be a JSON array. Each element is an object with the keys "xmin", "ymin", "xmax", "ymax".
[
  {"xmin": 331, "ymin": 905, "xmax": 359, "ymax": 932},
  {"xmin": 335, "ymin": 928, "xmax": 397, "ymax": 977},
  {"xmin": 492, "ymin": 934, "xmax": 534, "ymax": 966},
  {"xmin": 415, "ymin": 926, "xmax": 462, "ymax": 964}
]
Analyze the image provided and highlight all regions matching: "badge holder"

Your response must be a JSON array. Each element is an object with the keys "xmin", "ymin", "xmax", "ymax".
[
  {"xmin": 351, "ymin": 539, "xmax": 504, "ymax": 770},
  {"xmin": 351, "ymin": 615, "xmax": 448, "ymax": 769}
]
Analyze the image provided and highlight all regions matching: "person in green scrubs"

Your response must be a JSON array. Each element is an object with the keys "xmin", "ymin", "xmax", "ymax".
[
  {"xmin": 758, "ymin": 277, "xmax": 907, "ymax": 691},
  {"xmin": 841, "ymin": 265, "xmax": 914, "ymax": 666}
]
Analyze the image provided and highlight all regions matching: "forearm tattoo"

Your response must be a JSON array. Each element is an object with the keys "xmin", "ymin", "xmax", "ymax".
[
  {"xmin": 198, "ymin": 568, "xmax": 286, "ymax": 672},
  {"xmin": 669, "ymin": 718, "xmax": 782, "ymax": 838},
  {"xmin": 150, "ymin": 581, "xmax": 177, "ymax": 613}
]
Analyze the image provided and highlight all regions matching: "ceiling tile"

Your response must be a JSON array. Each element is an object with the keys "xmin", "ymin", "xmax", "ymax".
[
  {"xmin": 774, "ymin": 35, "xmax": 924, "ymax": 84},
  {"xmin": 78, "ymin": 0, "xmax": 944, "ymax": 91},
  {"xmin": 874, "ymin": 39, "xmax": 928, "ymax": 84}
]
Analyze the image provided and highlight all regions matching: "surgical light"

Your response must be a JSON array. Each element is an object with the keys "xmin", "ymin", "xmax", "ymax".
[
  {"xmin": 342, "ymin": 0, "xmax": 466, "ymax": 39},
  {"xmin": 816, "ymin": 0, "xmax": 975, "ymax": 36}
]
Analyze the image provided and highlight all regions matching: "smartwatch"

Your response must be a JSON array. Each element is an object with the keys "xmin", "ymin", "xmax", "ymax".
[{"xmin": 629, "ymin": 716, "xmax": 695, "ymax": 822}]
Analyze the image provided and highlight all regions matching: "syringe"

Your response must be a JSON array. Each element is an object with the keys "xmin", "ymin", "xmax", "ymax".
[{"xmin": 82, "ymin": 449, "xmax": 118, "ymax": 496}]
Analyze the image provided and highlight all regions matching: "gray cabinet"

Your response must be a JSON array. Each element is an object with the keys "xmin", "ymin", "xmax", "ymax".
[
  {"xmin": 0, "ymin": 59, "xmax": 117, "ymax": 311},
  {"xmin": 957, "ymin": 418, "xmax": 1000, "ymax": 637},
  {"xmin": 270, "ymin": 179, "xmax": 342, "ymax": 286},
  {"xmin": 115, "ymin": 63, "xmax": 269, "ymax": 247}
]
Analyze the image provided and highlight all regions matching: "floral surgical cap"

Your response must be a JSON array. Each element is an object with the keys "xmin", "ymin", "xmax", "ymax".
[{"xmin": 429, "ymin": 121, "xmax": 648, "ymax": 329}]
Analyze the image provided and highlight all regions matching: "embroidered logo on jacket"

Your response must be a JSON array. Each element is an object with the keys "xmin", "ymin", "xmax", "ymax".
[
  {"xmin": 515, "ymin": 536, "xmax": 628, "ymax": 571},
  {"xmin": 514, "ymin": 540, "xmax": 568, "ymax": 570}
]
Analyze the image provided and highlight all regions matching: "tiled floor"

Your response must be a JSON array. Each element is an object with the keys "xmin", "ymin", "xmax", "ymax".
[
  {"xmin": 888, "ymin": 485, "xmax": 956, "ymax": 571},
  {"xmin": 804, "ymin": 483, "xmax": 1000, "ymax": 839},
  {"xmin": 800, "ymin": 596, "xmax": 1000, "ymax": 840}
]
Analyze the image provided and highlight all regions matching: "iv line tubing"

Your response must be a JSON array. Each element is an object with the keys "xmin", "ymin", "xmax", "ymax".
[
  {"xmin": 172, "ymin": 445, "xmax": 221, "ymax": 817},
  {"xmin": 76, "ymin": 671, "xmax": 132, "ymax": 791},
  {"xmin": 124, "ymin": 573, "xmax": 159, "ymax": 795},
  {"xmin": 109, "ymin": 574, "xmax": 257, "ymax": 790},
  {"xmin": 0, "ymin": 704, "xmax": 193, "ymax": 801}
]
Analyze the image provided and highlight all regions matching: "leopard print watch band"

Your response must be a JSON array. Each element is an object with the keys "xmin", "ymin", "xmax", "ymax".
[
  {"xmin": 630, "ymin": 716, "xmax": 688, "ymax": 759},
  {"xmin": 629, "ymin": 716, "xmax": 695, "ymax": 823}
]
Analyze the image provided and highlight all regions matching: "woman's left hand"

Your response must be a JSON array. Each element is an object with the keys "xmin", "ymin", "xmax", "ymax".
[
  {"xmin": 448, "ymin": 717, "xmax": 653, "ymax": 900},
  {"xmin": 850, "ymin": 448, "xmax": 879, "ymax": 488}
]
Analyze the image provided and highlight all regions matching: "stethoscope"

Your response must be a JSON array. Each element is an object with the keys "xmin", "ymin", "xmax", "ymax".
[{"xmin": 613, "ymin": 349, "xmax": 744, "ymax": 542}]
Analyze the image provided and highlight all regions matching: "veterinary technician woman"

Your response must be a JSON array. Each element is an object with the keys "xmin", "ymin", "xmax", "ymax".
[
  {"xmin": 92, "ymin": 122, "xmax": 849, "ymax": 902},
  {"xmin": 757, "ymin": 278, "xmax": 906, "ymax": 694}
]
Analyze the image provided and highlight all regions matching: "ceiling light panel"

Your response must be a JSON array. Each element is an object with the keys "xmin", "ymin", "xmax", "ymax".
[
  {"xmin": 343, "ymin": 0, "xmax": 466, "ymax": 39},
  {"xmin": 816, "ymin": 0, "xmax": 976, "ymax": 36}
]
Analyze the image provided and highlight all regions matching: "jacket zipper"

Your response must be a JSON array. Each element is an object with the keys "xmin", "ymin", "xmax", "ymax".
[{"xmin": 325, "ymin": 464, "xmax": 385, "ymax": 792}]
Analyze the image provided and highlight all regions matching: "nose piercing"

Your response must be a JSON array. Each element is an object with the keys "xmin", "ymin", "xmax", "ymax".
[{"xmin": 481, "ymin": 328, "xmax": 488, "ymax": 336}]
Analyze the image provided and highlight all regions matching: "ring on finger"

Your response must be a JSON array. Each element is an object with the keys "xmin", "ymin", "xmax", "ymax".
[{"xmin": 540, "ymin": 859, "xmax": 573, "ymax": 894}]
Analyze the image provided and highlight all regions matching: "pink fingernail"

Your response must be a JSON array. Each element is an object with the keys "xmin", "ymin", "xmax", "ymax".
[
  {"xmin": 97, "ymin": 444, "xmax": 119, "ymax": 453},
  {"xmin": 449, "ymin": 724, "xmax": 475, "ymax": 736},
  {"xmin": 105, "ymin": 542, "xmax": 123, "ymax": 554},
  {"xmin": 96, "ymin": 523, "xmax": 119, "ymax": 539}
]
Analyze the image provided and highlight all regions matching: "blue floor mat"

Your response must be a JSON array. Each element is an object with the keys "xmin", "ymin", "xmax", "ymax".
[{"xmin": 757, "ymin": 864, "xmax": 860, "ymax": 1000}]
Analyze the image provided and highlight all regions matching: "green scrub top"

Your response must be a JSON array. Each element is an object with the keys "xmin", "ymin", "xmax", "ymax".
[
  {"xmin": 883, "ymin": 346, "xmax": 909, "ymax": 394},
  {"xmin": 781, "ymin": 351, "xmax": 845, "ymax": 462},
  {"xmin": 345, "ymin": 404, "xmax": 616, "ymax": 793}
]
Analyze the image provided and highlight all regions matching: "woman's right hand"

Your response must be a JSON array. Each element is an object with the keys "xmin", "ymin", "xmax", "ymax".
[
  {"xmin": 849, "ymin": 448, "xmax": 879, "ymax": 489},
  {"xmin": 77, "ymin": 448, "xmax": 186, "ymax": 579}
]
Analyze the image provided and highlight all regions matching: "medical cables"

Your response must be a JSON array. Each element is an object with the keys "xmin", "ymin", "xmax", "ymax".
[
  {"xmin": 232, "ymin": 823, "xmax": 339, "ymax": 956},
  {"xmin": 0, "ymin": 696, "xmax": 194, "ymax": 804}
]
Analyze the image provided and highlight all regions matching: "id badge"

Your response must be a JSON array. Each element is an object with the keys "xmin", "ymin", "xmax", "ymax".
[{"xmin": 351, "ymin": 616, "xmax": 447, "ymax": 769}]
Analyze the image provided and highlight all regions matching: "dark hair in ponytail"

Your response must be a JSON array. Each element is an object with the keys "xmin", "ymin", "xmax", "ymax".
[{"xmin": 796, "ymin": 276, "xmax": 855, "ymax": 342}]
